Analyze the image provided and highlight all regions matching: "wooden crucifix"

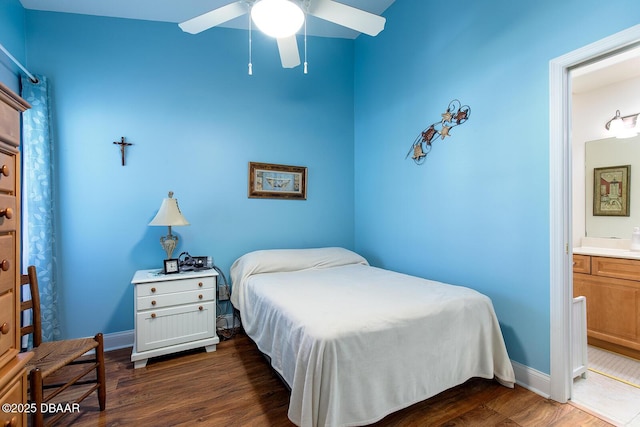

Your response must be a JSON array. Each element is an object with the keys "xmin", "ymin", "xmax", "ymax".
[{"xmin": 113, "ymin": 137, "xmax": 133, "ymax": 166}]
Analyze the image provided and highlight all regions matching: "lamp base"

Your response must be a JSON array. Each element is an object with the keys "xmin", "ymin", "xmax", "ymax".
[{"xmin": 160, "ymin": 234, "xmax": 178, "ymax": 259}]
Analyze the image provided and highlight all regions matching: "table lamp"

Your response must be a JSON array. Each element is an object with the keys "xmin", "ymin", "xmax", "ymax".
[{"xmin": 149, "ymin": 191, "xmax": 190, "ymax": 259}]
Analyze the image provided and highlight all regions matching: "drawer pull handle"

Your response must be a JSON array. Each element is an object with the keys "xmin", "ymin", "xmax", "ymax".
[
  {"xmin": 0, "ymin": 207, "xmax": 12, "ymax": 219},
  {"xmin": 0, "ymin": 164, "xmax": 9, "ymax": 177},
  {"xmin": 198, "ymin": 294, "xmax": 203, "ymax": 299},
  {"xmin": 151, "ymin": 313, "xmax": 156, "ymax": 319},
  {"xmin": 151, "ymin": 287, "xmax": 156, "ymax": 293},
  {"xmin": 0, "ymin": 322, "xmax": 9, "ymax": 334},
  {"xmin": 198, "ymin": 306, "xmax": 203, "ymax": 311},
  {"xmin": 0, "ymin": 259, "xmax": 9, "ymax": 271},
  {"xmin": 151, "ymin": 300, "xmax": 156, "ymax": 306},
  {"xmin": 198, "ymin": 282, "xmax": 203, "ymax": 287}
]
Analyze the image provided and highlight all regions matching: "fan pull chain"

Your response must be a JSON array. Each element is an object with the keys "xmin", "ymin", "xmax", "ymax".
[
  {"xmin": 248, "ymin": 14, "xmax": 253, "ymax": 75},
  {"xmin": 303, "ymin": 16, "xmax": 308, "ymax": 74}
]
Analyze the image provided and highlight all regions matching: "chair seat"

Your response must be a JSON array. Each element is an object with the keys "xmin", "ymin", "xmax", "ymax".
[
  {"xmin": 26, "ymin": 338, "xmax": 99, "ymax": 379},
  {"xmin": 21, "ymin": 266, "xmax": 107, "ymax": 427}
]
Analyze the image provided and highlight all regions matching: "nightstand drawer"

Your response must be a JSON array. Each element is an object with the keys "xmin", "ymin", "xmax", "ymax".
[
  {"xmin": 136, "ymin": 302, "xmax": 215, "ymax": 352},
  {"xmin": 136, "ymin": 276, "xmax": 215, "ymax": 297},
  {"xmin": 138, "ymin": 288, "xmax": 215, "ymax": 310}
]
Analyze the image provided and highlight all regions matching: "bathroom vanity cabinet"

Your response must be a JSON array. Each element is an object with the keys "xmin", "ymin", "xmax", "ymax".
[{"xmin": 573, "ymin": 254, "xmax": 640, "ymax": 360}]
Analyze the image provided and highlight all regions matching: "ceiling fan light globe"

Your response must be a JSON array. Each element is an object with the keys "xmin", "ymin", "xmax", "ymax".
[{"xmin": 251, "ymin": 0, "xmax": 304, "ymax": 38}]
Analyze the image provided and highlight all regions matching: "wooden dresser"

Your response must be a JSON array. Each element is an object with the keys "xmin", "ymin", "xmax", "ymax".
[
  {"xmin": 573, "ymin": 253, "xmax": 640, "ymax": 360},
  {"xmin": 0, "ymin": 82, "xmax": 31, "ymax": 427}
]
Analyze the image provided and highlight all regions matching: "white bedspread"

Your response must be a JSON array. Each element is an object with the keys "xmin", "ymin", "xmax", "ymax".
[{"xmin": 231, "ymin": 248, "xmax": 515, "ymax": 427}]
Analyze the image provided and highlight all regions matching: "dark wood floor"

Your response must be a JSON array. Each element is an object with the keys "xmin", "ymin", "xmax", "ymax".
[{"xmin": 48, "ymin": 332, "xmax": 611, "ymax": 427}]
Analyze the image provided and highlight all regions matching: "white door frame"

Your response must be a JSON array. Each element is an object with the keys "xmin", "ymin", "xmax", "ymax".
[{"xmin": 549, "ymin": 24, "xmax": 640, "ymax": 402}]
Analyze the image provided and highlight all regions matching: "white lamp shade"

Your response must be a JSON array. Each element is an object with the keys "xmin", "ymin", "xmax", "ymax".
[
  {"xmin": 609, "ymin": 116, "xmax": 625, "ymax": 134},
  {"xmin": 149, "ymin": 194, "xmax": 190, "ymax": 226},
  {"xmin": 251, "ymin": 0, "xmax": 304, "ymax": 38},
  {"xmin": 616, "ymin": 127, "xmax": 639, "ymax": 139},
  {"xmin": 609, "ymin": 111, "xmax": 639, "ymax": 139}
]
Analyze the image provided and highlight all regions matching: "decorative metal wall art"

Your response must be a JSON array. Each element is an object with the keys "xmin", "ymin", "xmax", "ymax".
[{"xmin": 406, "ymin": 99, "xmax": 470, "ymax": 165}]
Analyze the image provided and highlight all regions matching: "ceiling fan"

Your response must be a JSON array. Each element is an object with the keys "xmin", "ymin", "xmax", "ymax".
[{"xmin": 178, "ymin": 0, "xmax": 386, "ymax": 70}]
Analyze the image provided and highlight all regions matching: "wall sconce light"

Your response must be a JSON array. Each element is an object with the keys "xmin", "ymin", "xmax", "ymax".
[
  {"xmin": 148, "ymin": 191, "xmax": 190, "ymax": 260},
  {"xmin": 605, "ymin": 110, "xmax": 639, "ymax": 139},
  {"xmin": 251, "ymin": 0, "xmax": 305, "ymax": 38}
]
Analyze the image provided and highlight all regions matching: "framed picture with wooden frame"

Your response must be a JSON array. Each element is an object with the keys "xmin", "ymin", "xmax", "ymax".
[
  {"xmin": 248, "ymin": 162, "xmax": 307, "ymax": 200},
  {"xmin": 593, "ymin": 165, "xmax": 630, "ymax": 216}
]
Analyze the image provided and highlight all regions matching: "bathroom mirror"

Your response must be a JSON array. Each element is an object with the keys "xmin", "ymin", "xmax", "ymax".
[{"xmin": 585, "ymin": 134, "xmax": 640, "ymax": 238}]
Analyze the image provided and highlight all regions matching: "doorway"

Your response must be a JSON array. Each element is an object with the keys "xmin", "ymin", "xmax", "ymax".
[
  {"xmin": 549, "ymin": 23, "xmax": 640, "ymax": 425},
  {"xmin": 570, "ymin": 48, "xmax": 640, "ymax": 424}
]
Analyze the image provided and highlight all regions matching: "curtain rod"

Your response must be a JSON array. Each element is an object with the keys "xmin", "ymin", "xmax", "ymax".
[{"xmin": 0, "ymin": 42, "xmax": 38, "ymax": 83}]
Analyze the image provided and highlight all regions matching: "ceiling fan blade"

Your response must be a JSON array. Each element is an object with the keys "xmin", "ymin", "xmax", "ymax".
[
  {"xmin": 277, "ymin": 35, "xmax": 301, "ymax": 68},
  {"xmin": 179, "ymin": 1, "xmax": 249, "ymax": 34},
  {"xmin": 307, "ymin": 0, "xmax": 386, "ymax": 37}
]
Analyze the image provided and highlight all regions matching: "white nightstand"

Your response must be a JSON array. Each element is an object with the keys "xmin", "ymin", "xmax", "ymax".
[{"xmin": 130, "ymin": 268, "xmax": 220, "ymax": 368}]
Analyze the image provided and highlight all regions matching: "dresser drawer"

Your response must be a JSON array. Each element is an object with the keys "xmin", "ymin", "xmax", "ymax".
[
  {"xmin": 591, "ymin": 256, "xmax": 640, "ymax": 281},
  {"xmin": 0, "ymin": 372, "xmax": 26, "ymax": 427},
  {"xmin": 573, "ymin": 254, "xmax": 591, "ymax": 274},
  {"xmin": 135, "ymin": 301, "xmax": 216, "ymax": 352},
  {"xmin": 0, "ymin": 234, "xmax": 14, "ymax": 294},
  {"xmin": 0, "ymin": 101, "xmax": 20, "ymax": 148},
  {"xmin": 0, "ymin": 151, "xmax": 16, "ymax": 194},
  {"xmin": 136, "ymin": 276, "xmax": 215, "ymax": 297},
  {"xmin": 138, "ymin": 288, "xmax": 215, "ymax": 310},
  {"xmin": 0, "ymin": 194, "xmax": 16, "ymax": 233},
  {"xmin": 0, "ymin": 291, "xmax": 15, "ymax": 359}
]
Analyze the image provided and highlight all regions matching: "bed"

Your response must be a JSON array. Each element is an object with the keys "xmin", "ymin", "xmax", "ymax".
[{"xmin": 230, "ymin": 247, "xmax": 515, "ymax": 427}]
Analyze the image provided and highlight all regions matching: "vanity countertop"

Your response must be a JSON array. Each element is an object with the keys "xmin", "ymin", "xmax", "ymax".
[{"xmin": 573, "ymin": 246, "xmax": 640, "ymax": 260}]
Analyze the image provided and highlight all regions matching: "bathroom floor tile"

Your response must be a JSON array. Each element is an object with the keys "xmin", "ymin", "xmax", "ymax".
[{"xmin": 572, "ymin": 371, "xmax": 640, "ymax": 426}]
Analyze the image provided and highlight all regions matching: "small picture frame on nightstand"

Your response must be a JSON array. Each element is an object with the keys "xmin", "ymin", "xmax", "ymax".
[{"xmin": 164, "ymin": 259, "xmax": 180, "ymax": 274}]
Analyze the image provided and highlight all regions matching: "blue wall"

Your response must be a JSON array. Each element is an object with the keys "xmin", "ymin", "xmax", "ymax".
[
  {"xmin": 3, "ymin": 0, "xmax": 639, "ymax": 377},
  {"xmin": 19, "ymin": 11, "xmax": 355, "ymax": 339},
  {"xmin": 0, "ymin": 0, "xmax": 26, "ymax": 91},
  {"xmin": 353, "ymin": 0, "xmax": 639, "ymax": 374}
]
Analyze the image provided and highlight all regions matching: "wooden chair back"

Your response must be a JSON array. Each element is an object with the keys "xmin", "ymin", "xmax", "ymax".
[
  {"xmin": 20, "ymin": 265, "xmax": 43, "ymax": 348},
  {"xmin": 19, "ymin": 265, "xmax": 107, "ymax": 426}
]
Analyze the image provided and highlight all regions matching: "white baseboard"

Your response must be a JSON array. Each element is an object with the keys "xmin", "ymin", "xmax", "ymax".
[
  {"xmin": 100, "ymin": 329, "xmax": 552, "ymax": 400},
  {"xmin": 103, "ymin": 330, "xmax": 133, "ymax": 352},
  {"xmin": 512, "ymin": 360, "xmax": 551, "ymax": 398}
]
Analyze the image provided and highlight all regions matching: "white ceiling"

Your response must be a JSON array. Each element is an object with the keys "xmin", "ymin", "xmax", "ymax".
[
  {"xmin": 18, "ymin": 0, "xmax": 396, "ymax": 39},
  {"xmin": 572, "ymin": 45, "xmax": 640, "ymax": 93},
  {"xmin": 18, "ymin": 0, "xmax": 636, "ymax": 87}
]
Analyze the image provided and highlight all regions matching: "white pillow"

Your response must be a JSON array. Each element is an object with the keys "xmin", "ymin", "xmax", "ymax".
[{"xmin": 230, "ymin": 247, "xmax": 368, "ymax": 307}]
